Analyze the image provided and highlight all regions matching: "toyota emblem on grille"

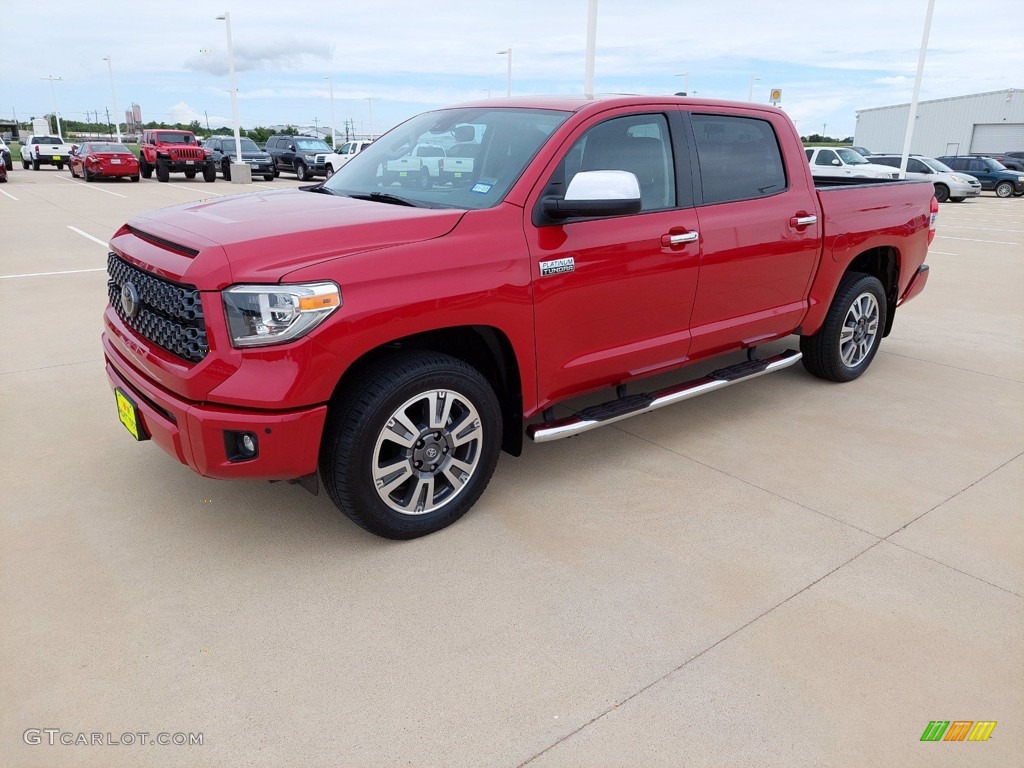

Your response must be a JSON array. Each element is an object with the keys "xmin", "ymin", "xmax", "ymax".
[{"xmin": 121, "ymin": 282, "xmax": 141, "ymax": 318}]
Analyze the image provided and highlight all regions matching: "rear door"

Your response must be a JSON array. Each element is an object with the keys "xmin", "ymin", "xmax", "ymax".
[
  {"xmin": 526, "ymin": 108, "xmax": 701, "ymax": 403},
  {"xmin": 685, "ymin": 110, "xmax": 821, "ymax": 358}
]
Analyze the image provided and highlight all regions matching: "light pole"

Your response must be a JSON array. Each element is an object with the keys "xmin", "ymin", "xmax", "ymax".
[
  {"xmin": 675, "ymin": 72, "xmax": 689, "ymax": 96},
  {"xmin": 325, "ymin": 76, "xmax": 337, "ymax": 149},
  {"xmin": 41, "ymin": 75, "xmax": 63, "ymax": 137},
  {"xmin": 101, "ymin": 56, "xmax": 122, "ymax": 143},
  {"xmin": 496, "ymin": 49, "xmax": 512, "ymax": 97},
  {"xmin": 748, "ymin": 75, "xmax": 761, "ymax": 101},
  {"xmin": 215, "ymin": 12, "xmax": 245, "ymax": 181},
  {"xmin": 583, "ymin": 0, "xmax": 598, "ymax": 98}
]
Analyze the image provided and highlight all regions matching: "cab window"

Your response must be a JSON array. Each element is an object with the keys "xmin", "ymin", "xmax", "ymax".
[{"xmin": 692, "ymin": 114, "xmax": 787, "ymax": 204}]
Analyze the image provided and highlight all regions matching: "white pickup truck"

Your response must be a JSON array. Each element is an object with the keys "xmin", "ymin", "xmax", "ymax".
[
  {"xmin": 323, "ymin": 139, "xmax": 373, "ymax": 178},
  {"xmin": 381, "ymin": 143, "xmax": 447, "ymax": 188},
  {"xmin": 22, "ymin": 134, "xmax": 74, "ymax": 170},
  {"xmin": 805, "ymin": 146, "xmax": 897, "ymax": 180}
]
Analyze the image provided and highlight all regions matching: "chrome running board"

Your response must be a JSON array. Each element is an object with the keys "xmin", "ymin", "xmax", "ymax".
[{"xmin": 527, "ymin": 349, "xmax": 803, "ymax": 443}]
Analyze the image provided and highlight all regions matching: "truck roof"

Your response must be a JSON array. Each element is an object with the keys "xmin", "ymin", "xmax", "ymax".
[{"xmin": 444, "ymin": 94, "xmax": 782, "ymax": 117}]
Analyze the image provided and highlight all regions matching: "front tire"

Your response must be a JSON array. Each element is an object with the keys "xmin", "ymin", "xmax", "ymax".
[
  {"xmin": 994, "ymin": 181, "xmax": 1013, "ymax": 198},
  {"xmin": 295, "ymin": 160, "xmax": 310, "ymax": 181},
  {"xmin": 320, "ymin": 352, "xmax": 502, "ymax": 539},
  {"xmin": 949, "ymin": 197, "xmax": 965, "ymax": 203},
  {"xmin": 263, "ymin": 173, "xmax": 274, "ymax": 182},
  {"xmin": 203, "ymin": 164, "xmax": 216, "ymax": 182},
  {"xmin": 933, "ymin": 183, "xmax": 949, "ymax": 203},
  {"xmin": 800, "ymin": 272, "xmax": 887, "ymax": 382},
  {"xmin": 156, "ymin": 160, "xmax": 170, "ymax": 182},
  {"xmin": 222, "ymin": 160, "xmax": 231, "ymax": 181},
  {"xmin": 22, "ymin": 158, "xmax": 30, "ymax": 170}
]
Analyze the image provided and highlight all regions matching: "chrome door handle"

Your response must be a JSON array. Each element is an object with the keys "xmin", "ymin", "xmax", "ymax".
[
  {"xmin": 662, "ymin": 231, "xmax": 699, "ymax": 246},
  {"xmin": 790, "ymin": 215, "xmax": 817, "ymax": 227}
]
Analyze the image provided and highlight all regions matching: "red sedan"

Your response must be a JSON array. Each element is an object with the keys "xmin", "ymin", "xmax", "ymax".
[{"xmin": 69, "ymin": 142, "xmax": 140, "ymax": 182}]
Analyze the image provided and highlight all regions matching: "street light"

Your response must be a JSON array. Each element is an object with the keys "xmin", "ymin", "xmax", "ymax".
[
  {"xmin": 496, "ymin": 49, "xmax": 512, "ymax": 97},
  {"xmin": 101, "ymin": 56, "xmax": 122, "ymax": 143},
  {"xmin": 40, "ymin": 75, "xmax": 63, "ymax": 137},
  {"xmin": 748, "ymin": 75, "xmax": 761, "ymax": 101},
  {"xmin": 215, "ymin": 11, "xmax": 245, "ymax": 181},
  {"xmin": 325, "ymin": 76, "xmax": 337, "ymax": 149},
  {"xmin": 675, "ymin": 71, "xmax": 689, "ymax": 96}
]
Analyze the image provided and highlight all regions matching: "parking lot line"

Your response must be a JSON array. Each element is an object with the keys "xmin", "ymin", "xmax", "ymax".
[
  {"xmin": 934, "ymin": 235, "xmax": 1019, "ymax": 245},
  {"xmin": 941, "ymin": 224, "xmax": 1024, "ymax": 233},
  {"xmin": 0, "ymin": 188, "xmax": 18, "ymax": 200},
  {"xmin": 0, "ymin": 267, "xmax": 106, "ymax": 280},
  {"xmin": 56, "ymin": 175, "xmax": 128, "ymax": 198},
  {"xmin": 143, "ymin": 180, "xmax": 225, "ymax": 196},
  {"xmin": 67, "ymin": 226, "xmax": 110, "ymax": 248}
]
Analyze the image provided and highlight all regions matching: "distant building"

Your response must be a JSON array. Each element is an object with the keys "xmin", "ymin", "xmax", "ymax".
[
  {"xmin": 855, "ymin": 89, "xmax": 1024, "ymax": 156},
  {"xmin": 125, "ymin": 103, "xmax": 142, "ymax": 132}
]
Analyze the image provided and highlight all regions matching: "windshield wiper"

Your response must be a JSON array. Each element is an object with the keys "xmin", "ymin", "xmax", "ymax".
[
  {"xmin": 349, "ymin": 192, "xmax": 425, "ymax": 207},
  {"xmin": 301, "ymin": 184, "xmax": 337, "ymax": 195}
]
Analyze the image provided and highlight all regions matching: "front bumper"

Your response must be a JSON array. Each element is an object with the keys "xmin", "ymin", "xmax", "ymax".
[{"xmin": 103, "ymin": 333, "xmax": 327, "ymax": 481}]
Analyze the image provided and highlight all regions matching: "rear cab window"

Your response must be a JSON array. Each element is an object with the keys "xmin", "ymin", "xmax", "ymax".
[{"xmin": 691, "ymin": 114, "xmax": 787, "ymax": 204}]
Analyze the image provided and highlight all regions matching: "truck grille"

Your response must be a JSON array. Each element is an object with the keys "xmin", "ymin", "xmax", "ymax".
[{"xmin": 106, "ymin": 253, "xmax": 209, "ymax": 363}]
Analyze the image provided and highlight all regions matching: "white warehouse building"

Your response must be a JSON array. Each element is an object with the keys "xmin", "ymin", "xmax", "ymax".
[{"xmin": 854, "ymin": 89, "xmax": 1024, "ymax": 157}]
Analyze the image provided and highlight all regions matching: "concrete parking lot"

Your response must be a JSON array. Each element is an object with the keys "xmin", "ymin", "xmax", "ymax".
[{"xmin": 1, "ymin": 169, "xmax": 1021, "ymax": 767}]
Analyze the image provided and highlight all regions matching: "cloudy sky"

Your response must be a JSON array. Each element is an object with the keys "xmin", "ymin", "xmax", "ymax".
[{"xmin": 1, "ymin": 0, "xmax": 1021, "ymax": 140}]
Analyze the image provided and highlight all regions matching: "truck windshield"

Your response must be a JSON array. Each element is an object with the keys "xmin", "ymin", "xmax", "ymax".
[
  {"xmin": 322, "ymin": 107, "xmax": 570, "ymax": 210},
  {"xmin": 836, "ymin": 148, "xmax": 869, "ymax": 165}
]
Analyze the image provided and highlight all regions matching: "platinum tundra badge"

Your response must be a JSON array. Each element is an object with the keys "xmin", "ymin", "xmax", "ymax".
[{"xmin": 539, "ymin": 257, "xmax": 575, "ymax": 277}]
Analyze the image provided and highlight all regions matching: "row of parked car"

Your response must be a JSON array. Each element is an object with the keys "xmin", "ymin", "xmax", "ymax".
[
  {"xmin": 807, "ymin": 145, "xmax": 1024, "ymax": 201},
  {"xmin": 0, "ymin": 130, "xmax": 373, "ymax": 184}
]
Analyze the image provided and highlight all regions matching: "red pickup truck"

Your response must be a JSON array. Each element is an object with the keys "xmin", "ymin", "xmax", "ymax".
[{"xmin": 103, "ymin": 96, "xmax": 935, "ymax": 539}]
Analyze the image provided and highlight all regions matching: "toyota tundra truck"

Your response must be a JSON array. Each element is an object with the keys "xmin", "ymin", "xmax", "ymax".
[
  {"xmin": 21, "ymin": 134, "xmax": 73, "ymax": 170},
  {"xmin": 103, "ymin": 96, "xmax": 935, "ymax": 539}
]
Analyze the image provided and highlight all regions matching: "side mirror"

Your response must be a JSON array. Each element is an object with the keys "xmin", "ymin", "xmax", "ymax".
[
  {"xmin": 831, "ymin": 159, "xmax": 841, "ymax": 166},
  {"xmin": 542, "ymin": 170, "xmax": 642, "ymax": 220},
  {"xmin": 288, "ymin": 143, "xmax": 295, "ymax": 151}
]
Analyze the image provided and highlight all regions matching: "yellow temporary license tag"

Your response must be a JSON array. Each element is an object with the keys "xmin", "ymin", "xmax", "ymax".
[{"xmin": 115, "ymin": 389, "xmax": 145, "ymax": 440}]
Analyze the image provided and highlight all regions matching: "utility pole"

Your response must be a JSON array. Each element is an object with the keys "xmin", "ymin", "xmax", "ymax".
[
  {"xmin": 106, "ymin": 107, "xmax": 112, "ymax": 139},
  {"xmin": 205, "ymin": 111, "xmax": 210, "ymax": 132},
  {"xmin": 822, "ymin": 122, "xmax": 827, "ymax": 139}
]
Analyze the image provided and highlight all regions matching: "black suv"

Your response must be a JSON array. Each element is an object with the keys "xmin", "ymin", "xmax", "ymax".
[
  {"xmin": 265, "ymin": 135, "xmax": 332, "ymax": 180},
  {"xmin": 204, "ymin": 136, "xmax": 275, "ymax": 181},
  {"xmin": 936, "ymin": 156, "xmax": 1024, "ymax": 198}
]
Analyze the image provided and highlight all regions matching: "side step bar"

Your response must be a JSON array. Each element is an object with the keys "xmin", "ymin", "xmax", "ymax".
[{"xmin": 527, "ymin": 349, "xmax": 803, "ymax": 443}]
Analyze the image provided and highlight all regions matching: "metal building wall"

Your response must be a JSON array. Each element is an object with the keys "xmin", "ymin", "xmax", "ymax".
[{"xmin": 854, "ymin": 89, "xmax": 1024, "ymax": 156}]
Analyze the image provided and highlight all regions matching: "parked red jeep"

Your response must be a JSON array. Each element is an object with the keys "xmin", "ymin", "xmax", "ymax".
[
  {"xmin": 103, "ymin": 96, "xmax": 935, "ymax": 539},
  {"xmin": 138, "ymin": 129, "xmax": 215, "ymax": 182}
]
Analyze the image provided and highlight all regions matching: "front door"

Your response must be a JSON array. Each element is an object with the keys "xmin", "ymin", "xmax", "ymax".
[{"xmin": 525, "ymin": 110, "xmax": 701, "ymax": 405}]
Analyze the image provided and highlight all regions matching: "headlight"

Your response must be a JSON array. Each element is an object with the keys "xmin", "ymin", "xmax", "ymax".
[
  {"xmin": 222, "ymin": 282, "xmax": 341, "ymax": 347},
  {"xmin": 1018, "ymin": 176, "xmax": 1024, "ymax": 183},
  {"xmin": 950, "ymin": 175, "xmax": 970, "ymax": 183}
]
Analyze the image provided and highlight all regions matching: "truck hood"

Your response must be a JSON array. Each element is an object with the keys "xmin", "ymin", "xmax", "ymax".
[{"xmin": 125, "ymin": 189, "xmax": 466, "ymax": 286}]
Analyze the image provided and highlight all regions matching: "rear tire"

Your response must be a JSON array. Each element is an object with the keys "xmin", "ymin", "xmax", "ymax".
[
  {"xmin": 22, "ymin": 157, "xmax": 30, "ymax": 170},
  {"xmin": 222, "ymin": 161, "xmax": 231, "ymax": 181},
  {"xmin": 949, "ymin": 197, "xmax": 965, "ymax": 203},
  {"xmin": 156, "ymin": 160, "xmax": 170, "ymax": 183},
  {"xmin": 140, "ymin": 156, "xmax": 152, "ymax": 179},
  {"xmin": 933, "ymin": 183, "xmax": 949, "ymax": 203},
  {"xmin": 130, "ymin": 175, "xmax": 140, "ymax": 183},
  {"xmin": 319, "ymin": 352, "xmax": 502, "ymax": 539},
  {"xmin": 994, "ymin": 181, "xmax": 1013, "ymax": 198},
  {"xmin": 800, "ymin": 272, "xmax": 887, "ymax": 383},
  {"xmin": 184, "ymin": 170, "xmax": 197, "ymax": 179},
  {"xmin": 32, "ymin": 158, "xmax": 40, "ymax": 171},
  {"xmin": 263, "ymin": 173, "xmax": 274, "ymax": 181},
  {"xmin": 325, "ymin": 164, "xmax": 334, "ymax": 179},
  {"xmin": 83, "ymin": 167, "xmax": 92, "ymax": 182},
  {"xmin": 56, "ymin": 162, "xmax": 63, "ymax": 170}
]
